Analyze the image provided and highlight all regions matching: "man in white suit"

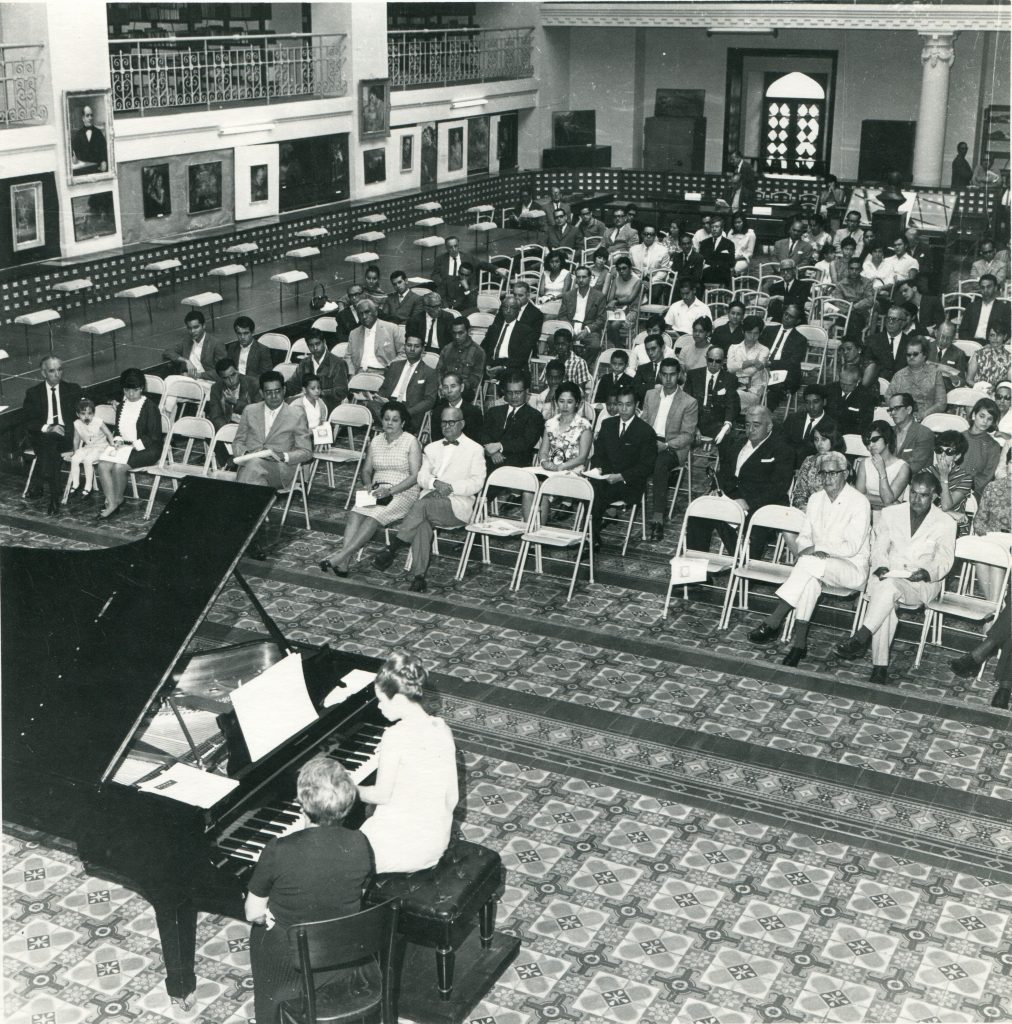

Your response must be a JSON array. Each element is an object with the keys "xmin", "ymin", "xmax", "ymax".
[
  {"xmin": 835, "ymin": 471, "xmax": 957, "ymax": 685},
  {"xmin": 233, "ymin": 370, "xmax": 313, "ymax": 489},
  {"xmin": 372, "ymin": 406, "xmax": 486, "ymax": 592},
  {"xmin": 348, "ymin": 299, "xmax": 404, "ymax": 374}
]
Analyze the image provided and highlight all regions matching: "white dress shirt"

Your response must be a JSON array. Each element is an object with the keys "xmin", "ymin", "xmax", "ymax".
[
  {"xmin": 496, "ymin": 321, "xmax": 516, "ymax": 361},
  {"xmin": 236, "ymin": 344, "xmax": 251, "ymax": 375},
  {"xmin": 650, "ymin": 390, "xmax": 675, "ymax": 436},
  {"xmin": 188, "ymin": 335, "xmax": 205, "ymax": 373},
  {"xmin": 391, "ymin": 360, "xmax": 415, "ymax": 401},
  {"xmin": 46, "ymin": 385, "xmax": 64, "ymax": 427},
  {"xmin": 572, "ymin": 290, "xmax": 589, "ymax": 330},
  {"xmin": 664, "ymin": 298, "xmax": 712, "ymax": 336},
  {"xmin": 974, "ymin": 299, "xmax": 995, "ymax": 340},
  {"xmin": 361, "ymin": 324, "xmax": 378, "ymax": 369},
  {"xmin": 796, "ymin": 484, "xmax": 871, "ymax": 570}
]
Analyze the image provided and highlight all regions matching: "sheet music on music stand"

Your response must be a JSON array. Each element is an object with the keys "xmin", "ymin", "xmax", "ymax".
[
  {"xmin": 845, "ymin": 186, "xmax": 916, "ymax": 228},
  {"xmin": 908, "ymin": 191, "xmax": 954, "ymax": 234},
  {"xmin": 230, "ymin": 652, "xmax": 318, "ymax": 761}
]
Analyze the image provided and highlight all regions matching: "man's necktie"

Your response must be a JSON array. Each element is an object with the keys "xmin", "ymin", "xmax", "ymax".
[
  {"xmin": 771, "ymin": 328, "xmax": 787, "ymax": 361},
  {"xmin": 442, "ymin": 439, "xmax": 459, "ymax": 446},
  {"xmin": 49, "ymin": 386, "xmax": 58, "ymax": 425},
  {"xmin": 450, "ymin": 256, "xmax": 458, "ymax": 278},
  {"xmin": 705, "ymin": 374, "xmax": 714, "ymax": 406},
  {"xmin": 803, "ymin": 418, "xmax": 813, "ymax": 442},
  {"xmin": 503, "ymin": 408, "xmax": 514, "ymax": 431},
  {"xmin": 619, "ymin": 420, "xmax": 626, "ymax": 438},
  {"xmin": 426, "ymin": 318, "xmax": 435, "ymax": 349}
]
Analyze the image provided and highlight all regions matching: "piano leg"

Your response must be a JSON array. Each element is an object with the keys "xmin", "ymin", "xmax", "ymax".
[
  {"xmin": 479, "ymin": 896, "xmax": 497, "ymax": 949},
  {"xmin": 435, "ymin": 943, "xmax": 455, "ymax": 1001},
  {"xmin": 152, "ymin": 898, "xmax": 198, "ymax": 999}
]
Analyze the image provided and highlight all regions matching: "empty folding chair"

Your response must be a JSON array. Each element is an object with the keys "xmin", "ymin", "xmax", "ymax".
[
  {"xmin": 143, "ymin": 416, "xmax": 216, "ymax": 519},
  {"xmin": 257, "ymin": 331, "xmax": 292, "ymax": 365},
  {"xmin": 349, "ymin": 371, "xmax": 385, "ymax": 403}
]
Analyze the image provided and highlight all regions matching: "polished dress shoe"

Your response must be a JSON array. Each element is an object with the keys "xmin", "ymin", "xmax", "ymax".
[
  {"xmin": 949, "ymin": 654, "xmax": 981, "ymax": 679},
  {"xmin": 869, "ymin": 665, "xmax": 891, "ymax": 685},
  {"xmin": 835, "ymin": 634, "xmax": 869, "ymax": 661},
  {"xmin": 782, "ymin": 647, "xmax": 807, "ymax": 667},
  {"xmin": 409, "ymin": 576, "xmax": 427, "ymax": 593},
  {"xmin": 373, "ymin": 548, "xmax": 395, "ymax": 571},
  {"xmin": 748, "ymin": 623, "xmax": 780, "ymax": 646},
  {"xmin": 992, "ymin": 687, "xmax": 1011, "ymax": 710},
  {"xmin": 649, "ymin": 522, "xmax": 665, "ymax": 542},
  {"xmin": 46, "ymin": 499, "xmax": 59, "ymax": 516}
]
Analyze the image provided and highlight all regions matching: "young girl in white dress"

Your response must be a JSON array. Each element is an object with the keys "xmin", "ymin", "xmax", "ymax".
[
  {"xmin": 358, "ymin": 653, "xmax": 458, "ymax": 874},
  {"xmin": 66, "ymin": 398, "xmax": 114, "ymax": 501}
]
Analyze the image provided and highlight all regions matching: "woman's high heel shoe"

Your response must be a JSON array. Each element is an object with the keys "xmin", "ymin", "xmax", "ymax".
[{"xmin": 319, "ymin": 559, "xmax": 333, "ymax": 573}]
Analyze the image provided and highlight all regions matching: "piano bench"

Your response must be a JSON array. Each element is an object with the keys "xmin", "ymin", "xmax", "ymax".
[{"xmin": 364, "ymin": 839, "xmax": 503, "ymax": 1002}]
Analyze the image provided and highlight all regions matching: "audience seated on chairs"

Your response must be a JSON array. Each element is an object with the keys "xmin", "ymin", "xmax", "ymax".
[
  {"xmin": 670, "ymin": 232, "xmax": 705, "ymax": 294},
  {"xmin": 828, "ymin": 366, "xmax": 877, "ymax": 438},
  {"xmin": 963, "ymin": 397, "xmax": 1003, "ymax": 501},
  {"xmin": 431, "ymin": 235, "xmax": 507, "ymax": 291},
  {"xmin": 586, "ymin": 246, "xmax": 613, "ymax": 293},
  {"xmin": 409, "ymin": 292, "xmax": 456, "ymax": 355},
  {"xmin": 433, "ymin": 371, "xmax": 483, "ymax": 441},
  {"xmin": 678, "ymin": 316, "xmax": 715, "ymax": 374},
  {"xmin": 629, "ymin": 317, "xmax": 676, "ymax": 371},
  {"xmin": 687, "ymin": 406, "xmax": 794, "ymax": 558},
  {"xmin": 804, "ymin": 212, "xmax": 833, "ymax": 254},
  {"xmin": 790, "ymin": 420, "xmax": 847, "ymax": 514},
  {"xmin": 728, "ymin": 213, "xmax": 756, "ymax": 274},
  {"xmin": 970, "ymin": 240, "xmax": 1008, "ymax": 287},
  {"xmin": 781, "ymin": 384, "xmax": 831, "ymax": 469},
  {"xmin": 834, "ymin": 211, "xmax": 866, "ymax": 258},
  {"xmin": 208, "ymin": 358, "xmax": 261, "ymax": 431},
  {"xmin": 854, "ymin": 420, "xmax": 911, "ymax": 514},
  {"xmin": 727, "ymin": 314, "xmax": 770, "ymax": 410},
  {"xmin": 633, "ymin": 334, "xmax": 671, "ymax": 399},
  {"xmin": 837, "ymin": 471, "xmax": 957, "ymax": 685},
  {"xmin": 442, "ymin": 263, "xmax": 479, "ymax": 315},
  {"xmin": 837, "ymin": 337, "xmax": 880, "ymax": 391},
  {"xmin": 363, "ymin": 264, "xmax": 387, "ymax": 305},
  {"xmin": 951, "ymin": 590, "xmax": 1012, "ymax": 707},
  {"xmin": 643, "ymin": 357, "xmax": 698, "ymax": 541},
  {"xmin": 335, "ymin": 284, "xmax": 365, "ymax": 343},
  {"xmin": 699, "ymin": 216, "xmax": 736, "ymax": 289},
  {"xmin": 691, "ymin": 213, "xmax": 716, "ymax": 253},
  {"xmin": 594, "ymin": 349, "xmax": 637, "ymax": 405},
  {"xmin": 604, "ymin": 208, "xmax": 639, "ymax": 254},
  {"xmin": 833, "ymin": 253, "xmax": 875, "ymax": 333},
  {"xmin": 510, "ymin": 280, "xmax": 545, "ymax": 337},
  {"xmin": 761, "ymin": 303, "xmax": 807, "ymax": 409},
  {"xmin": 374, "ymin": 406, "xmax": 486, "ymax": 593},
  {"xmin": 886, "ymin": 336, "xmax": 947, "ymax": 419},
  {"xmin": 603, "ymin": 255, "xmax": 643, "ymax": 344},
  {"xmin": 532, "ymin": 361, "xmax": 587, "ymax": 422},
  {"xmin": 163, "ymin": 310, "xmax": 227, "ymax": 383},
  {"xmin": 381, "ymin": 269, "xmax": 424, "ymax": 326},
  {"xmin": 765, "ymin": 259, "xmax": 812, "ymax": 324},
  {"xmin": 244, "ymin": 755, "xmax": 373, "ymax": 1024},
  {"xmin": 967, "ymin": 319, "xmax": 1012, "ymax": 386},
  {"xmin": 885, "ymin": 392, "xmax": 935, "ymax": 474},
  {"xmin": 587, "ymin": 385, "xmax": 656, "ymax": 551},
  {"xmin": 437, "ymin": 319, "xmax": 486, "ymax": 402},
  {"xmin": 284, "ymin": 328, "xmax": 350, "ymax": 411},
  {"xmin": 684, "ymin": 344, "xmax": 740, "ymax": 459},
  {"xmin": 544, "ymin": 186, "xmax": 571, "ymax": 229},
  {"xmin": 550, "ymin": 329, "xmax": 591, "ymax": 388},
  {"xmin": 234, "ymin": 369, "xmax": 312, "ymax": 486},
  {"xmin": 63, "ymin": 397, "xmax": 115, "ymax": 505},
  {"xmin": 874, "ymin": 237, "xmax": 920, "ymax": 305},
  {"xmin": 665, "ymin": 279, "xmax": 712, "ymax": 337},
  {"xmin": 861, "ymin": 238, "xmax": 888, "ymax": 292},
  {"xmin": 349, "ymin": 299, "xmax": 405, "ymax": 374},
  {"xmin": 319, "ymin": 400, "xmax": 421, "ymax": 577},
  {"xmin": 546, "ymin": 209, "xmax": 581, "ymax": 251},
  {"xmin": 228, "ymin": 316, "xmax": 274, "ymax": 379},
  {"xmin": 773, "ymin": 218, "xmax": 815, "ymax": 267},
  {"xmin": 928, "ymin": 429, "xmax": 973, "ymax": 522},
  {"xmin": 290, "ymin": 374, "xmax": 329, "ymax": 431},
  {"xmin": 22, "ymin": 355, "xmax": 83, "ymax": 515},
  {"xmin": 483, "ymin": 297, "xmax": 538, "ymax": 381},
  {"xmin": 535, "ymin": 382, "xmax": 593, "ymax": 509},
  {"xmin": 95, "ymin": 367, "xmax": 163, "ymax": 522},
  {"xmin": 630, "ymin": 225, "xmax": 672, "ymax": 288},
  {"xmin": 480, "ymin": 372, "xmax": 545, "ymax": 472},
  {"xmin": 507, "ymin": 189, "xmax": 542, "ymax": 227},
  {"xmin": 750, "ymin": 450, "xmax": 871, "ymax": 668},
  {"xmin": 559, "ymin": 265, "xmax": 608, "ymax": 359},
  {"xmin": 712, "ymin": 300, "xmax": 745, "ymax": 354},
  {"xmin": 929, "ymin": 321, "xmax": 969, "ymax": 389},
  {"xmin": 367, "ymin": 335, "xmax": 438, "ymax": 430},
  {"xmin": 576, "ymin": 205, "xmax": 608, "ymax": 247},
  {"xmin": 897, "ymin": 277, "xmax": 944, "ymax": 335},
  {"xmin": 812, "ymin": 243, "xmax": 840, "ymax": 287}
]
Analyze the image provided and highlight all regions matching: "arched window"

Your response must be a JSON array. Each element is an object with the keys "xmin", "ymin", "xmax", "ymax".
[{"xmin": 765, "ymin": 72, "xmax": 826, "ymax": 174}]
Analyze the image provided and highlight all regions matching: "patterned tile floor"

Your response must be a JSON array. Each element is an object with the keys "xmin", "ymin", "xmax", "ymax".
[{"xmin": 3, "ymin": 466, "xmax": 1011, "ymax": 1023}]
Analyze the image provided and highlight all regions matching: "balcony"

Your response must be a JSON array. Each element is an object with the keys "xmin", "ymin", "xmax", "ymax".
[
  {"xmin": 108, "ymin": 33, "xmax": 346, "ymax": 115},
  {"xmin": 387, "ymin": 28, "xmax": 534, "ymax": 90},
  {"xmin": 1, "ymin": 44, "xmax": 48, "ymax": 127}
]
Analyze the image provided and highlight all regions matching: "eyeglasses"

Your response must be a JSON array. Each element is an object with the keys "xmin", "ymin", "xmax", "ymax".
[
  {"xmin": 706, "ymin": 357, "xmax": 725, "ymax": 364},
  {"xmin": 817, "ymin": 469, "xmax": 847, "ymax": 477},
  {"xmin": 887, "ymin": 405, "xmax": 907, "ymax": 413},
  {"xmin": 934, "ymin": 445, "xmax": 959, "ymax": 456},
  {"xmin": 866, "ymin": 435, "xmax": 883, "ymax": 444}
]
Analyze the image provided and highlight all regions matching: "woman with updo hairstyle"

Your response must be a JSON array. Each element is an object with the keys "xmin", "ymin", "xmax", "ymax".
[
  {"xmin": 245, "ymin": 755, "xmax": 372, "ymax": 1023},
  {"xmin": 359, "ymin": 653, "xmax": 458, "ymax": 874}
]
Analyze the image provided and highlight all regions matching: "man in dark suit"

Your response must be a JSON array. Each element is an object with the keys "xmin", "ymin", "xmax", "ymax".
[
  {"xmin": 208, "ymin": 358, "xmax": 261, "ymax": 431},
  {"xmin": 227, "ymin": 316, "xmax": 274, "ymax": 380},
  {"xmin": 408, "ymin": 292, "xmax": 456, "ymax": 353},
  {"xmin": 699, "ymin": 217, "xmax": 736, "ymax": 289},
  {"xmin": 684, "ymin": 346, "xmax": 740, "ymax": 461},
  {"xmin": 712, "ymin": 300, "xmax": 745, "ymax": 355},
  {"xmin": 780, "ymin": 384, "xmax": 830, "ymax": 469},
  {"xmin": 507, "ymin": 190, "xmax": 543, "ymax": 226},
  {"xmin": 432, "ymin": 371, "xmax": 483, "ymax": 441},
  {"xmin": 284, "ymin": 329, "xmax": 350, "ymax": 411},
  {"xmin": 670, "ymin": 233, "xmax": 704, "ymax": 295},
  {"xmin": 762, "ymin": 303, "xmax": 807, "ymax": 409},
  {"xmin": 958, "ymin": 274, "xmax": 1010, "ymax": 341},
  {"xmin": 23, "ymin": 355, "xmax": 83, "ymax": 513},
  {"xmin": 479, "ymin": 371, "xmax": 545, "ymax": 470},
  {"xmin": 368, "ymin": 335, "xmax": 439, "ymax": 430},
  {"xmin": 547, "ymin": 211, "xmax": 582, "ymax": 251},
  {"xmin": 587, "ymin": 385, "xmax": 657, "ymax": 549},
  {"xmin": 380, "ymin": 269, "xmax": 424, "ymax": 326},
  {"xmin": 765, "ymin": 260, "xmax": 812, "ymax": 324},
  {"xmin": 335, "ymin": 284, "xmax": 365, "ymax": 343},
  {"xmin": 898, "ymin": 277, "xmax": 944, "ymax": 334},
  {"xmin": 594, "ymin": 349, "xmax": 637, "ymax": 405},
  {"xmin": 441, "ymin": 264, "xmax": 479, "ymax": 315},
  {"xmin": 633, "ymin": 335, "xmax": 667, "ymax": 400},
  {"xmin": 70, "ymin": 105, "xmax": 108, "ymax": 174},
  {"xmin": 687, "ymin": 405, "xmax": 795, "ymax": 558},
  {"xmin": 482, "ymin": 297, "xmax": 537, "ymax": 377},
  {"xmin": 431, "ymin": 235, "xmax": 506, "ymax": 291},
  {"xmin": 866, "ymin": 304, "xmax": 916, "ymax": 380},
  {"xmin": 544, "ymin": 187, "xmax": 571, "ymax": 228},
  {"xmin": 827, "ymin": 366, "xmax": 876, "ymax": 437},
  {"xmin": 729, "ymin": 148, "xmax": 756, "ymax": 213},
  {"xmin": 510, "ymin": 280, "xmax": 545, "ymax": 337}
]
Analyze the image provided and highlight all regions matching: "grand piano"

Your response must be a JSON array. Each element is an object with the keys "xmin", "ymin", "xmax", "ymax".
[{"xmin": 2, "ymin": 478, "xmax": 386, "ymax": 1001}]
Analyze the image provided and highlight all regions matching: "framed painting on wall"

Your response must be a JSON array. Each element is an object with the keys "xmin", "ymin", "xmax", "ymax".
[
  {"xmin": 447, "ymin": 127, "xmax": 464, "ymax": 172},
  {"xmin": 420, "ymin": 123, "xmax": 438, "ymax": 186},
  {"xmin": 64, "ymin": 89, "xmax": 115, "ymax": 183},
  {"xmin": 71, "ymin": 191, "xmax": 116, "ymax": 242},
  {"xmin": 552, "ymin": 110, "xmax": 595, "ymax": 148},
  {"xmin": 400, "ymin": 135, "xmax": 413, "ymax": 173},
  {"xmin": 141, "ymin": 164, "xmax": 171, "ymax": 219},
  {"xmin": 250, "ymin": 164, "xmax": 269, "ymax": 203},
  {"xmin": 467, "ymin": 115, "xmax": 489, "ymax": 175},
  {"xmin": 983, "ymin": 104, "xmax": 1010, "ymax": 172},
  {"xmin": 497, "ymin": 112, "xmax": 518, "ymax": 170},
  {"xmin": 188, "ymin": 162, "xmax": 222, "ymax": 214},
  {"xmin": 364, "ymin": 148, "xmax": 386, "ymax": 185},
  {"xmin": 359, "ymin": 78, "xmax": 390, "ymax": 139},
  {"xmin": 11, "ymin": 181, "xmax": 45, "ymax": 252}
]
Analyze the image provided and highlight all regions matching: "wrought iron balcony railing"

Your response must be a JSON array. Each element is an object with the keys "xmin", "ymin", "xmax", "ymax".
[
  {"xmin": 388, "ymin": 28, "xmax": 534, "ymax": 90},
  {"xmin": 1, "ymin": 43, "xmax": 48, "ymax": 127},
  {"xmin": 109, "ymin": 33, "xmax": 346, "ymax": 115}
]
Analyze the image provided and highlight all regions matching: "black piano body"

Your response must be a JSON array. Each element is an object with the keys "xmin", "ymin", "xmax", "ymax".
[{"xmin": 2, "ymin": 478, "xmax": 384, "ymax": 999}]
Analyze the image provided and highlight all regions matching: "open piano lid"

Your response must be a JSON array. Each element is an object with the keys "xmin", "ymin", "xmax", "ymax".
[{"xmin": 1, "ymin": 478, "xmax": 277, "ymax": 792}]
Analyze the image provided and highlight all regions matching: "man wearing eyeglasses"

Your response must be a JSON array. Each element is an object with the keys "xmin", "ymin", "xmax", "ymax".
[
  {"xmin": 630, "ymin": 226, "xmax": 672, "ymax": 302},
  {"xmin": 684, "ymin": 346, "xmax": 740, "ymax": 460},
  {"xmin": 866, "ymin": 304, "xmax": 916, "ymax": 380},
  {"xmin": 885, "ymin": 392, "xmax": 934, "ymax": 473},
  {"xmin": 958, "ymin": 273, "xmax": 1010, "ymax": 342},
  {"xmin": 886, "ymin": 337, "xmax": 947, "ymax": 420},
  {"xmin": 749, "ymin": 451, "xmax": 870, "ymax": 668},
  {"xmin": 373, "ymin": 408, "xmax": 486, "ymax": 593},
  {"xmin": 837, "ymin": 471, "xmax": 956, "ymax": 684},
  {"xmin": 970, "ymin": 241, "xmax": 1008, "ymax": 288}
]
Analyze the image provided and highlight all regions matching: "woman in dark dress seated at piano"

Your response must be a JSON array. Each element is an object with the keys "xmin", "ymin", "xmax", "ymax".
[{"xmin": 245, "ymin": 755, "xmax": 373, "ymax": 1024}]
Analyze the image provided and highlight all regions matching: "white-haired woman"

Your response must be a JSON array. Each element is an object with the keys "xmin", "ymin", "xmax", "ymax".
[{"xmin": 359, "ymin": 653, "xmax": 458, "ymax": 874}]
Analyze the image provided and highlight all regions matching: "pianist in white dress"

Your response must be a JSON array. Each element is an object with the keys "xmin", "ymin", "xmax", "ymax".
[{"xmin": 358, "ymin": 653, "xmax": 458, "ymax": 874}]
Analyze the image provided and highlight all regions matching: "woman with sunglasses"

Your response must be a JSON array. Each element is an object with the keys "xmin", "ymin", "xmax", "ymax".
[
  {"xmin": 929, "ymin": 430, "xmax": 972, "ymax": 521},
  {"xmin": 854, "ymin": 420, "xmax": 911, "ymax": 513},
  {"xmin": 963, "ymin": 397, "xmax": 1003, "ymax": 501}
]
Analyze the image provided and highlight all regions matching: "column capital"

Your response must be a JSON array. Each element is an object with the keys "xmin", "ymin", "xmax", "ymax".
[{"xmin": 918, "ymin": 32, "xmax": 956, "ymax": 69}]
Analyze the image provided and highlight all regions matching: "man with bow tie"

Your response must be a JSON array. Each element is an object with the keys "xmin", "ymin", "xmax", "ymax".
[{"xmin": 373, "ymin": 408, "xmax": 486, "ymax": 592}]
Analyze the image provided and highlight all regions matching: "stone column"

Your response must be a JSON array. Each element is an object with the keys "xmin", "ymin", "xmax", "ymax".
[{"xmin": 911, "ymin": 32, "xmax": 956, "ymax": 187}]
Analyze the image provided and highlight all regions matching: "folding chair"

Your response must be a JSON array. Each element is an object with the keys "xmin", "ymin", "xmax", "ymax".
[
  {"xmin": 915, "ymin": 536, "xmax": 1011, "ymax": 669},
  {"xmin": 638, "ymin": 270, "xmax": 678, "ymax": 327},
  {"xmin": 733, "ymin": 274, "xmax": 761, "ymax": 297},
  {"xmin": 211, "ymin": 422, "xmax": 239, "ymax": 480},
  {"xmin": 456, "ymin": 466, "xmax": 541, "ymax": 580},
  {"xmin": 275, "ymin": 462, "xmax": 311, "ymax": 532},
  {"xmin": 954, "ymin": 339, "xmax": 982, "ymax": 361},
  {"xmin": 160, "ymin": 375, "xmax": 207, "ymax": 430},
  {"xmin": 664, "ymin": 495, "xmax": 745, "ymax": 617},
  {"xmin": 143, "ymin": 416, "xmax": 215, "ymax": 519},
  {"xmin": 257, "ymin": 331, "xmax": 292, "ymax": 364},
  {"xmin": 704, "ymin": 287, "xmax": 734, "ymax": 320},
  {"xmin": 798, "ymin": 324, "xmax": 831, "ymax": 383},
  {"xmin": 946, "ymin": 387, "xmax": 979, "ymax": 416},
  {"xmin": 512, "ymin": 474, "xmax": 595, "ymax": 602},
  {"xmin": 468, "ymin": 311, "xmax": 495, "ymax": 345},
  {"xmin": 349, "ymin": 372, "xmax": 384, "ymax": 403},
  {"xmin": 288, "ymin": 338, "xmax": 310, "ymax": 363},
  {"xmin": 307, "ymin": 404, "xmax": 374, "ymax": 507},
  {"xmin": 958, "ymin": 278, "xmax": 981, "ymax": 296},
  {"xmin": 921, "ymin": 412, "xmax": 971, "ymax": 433},
  {"xmin": 144, "ymin": 374, "xmax": 165, "ymax": 401},
  {"xmin": 603, "ymin": 492, "xmax": 648, "ymax": 556}
]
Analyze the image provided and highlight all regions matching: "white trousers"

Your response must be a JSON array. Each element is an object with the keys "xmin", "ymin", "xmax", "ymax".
[
  {"xmin": 862, "ymin": 574, "xmax": 940, "ymax": 666},
  {"xmin": 776, "ymin": 554, "xmax": 868, "ymax": 622}
]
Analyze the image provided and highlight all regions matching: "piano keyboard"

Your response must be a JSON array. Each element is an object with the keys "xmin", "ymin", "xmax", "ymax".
[{"xmin": 213, "ymin": 722, "xmax": 387, "ymax": 867}]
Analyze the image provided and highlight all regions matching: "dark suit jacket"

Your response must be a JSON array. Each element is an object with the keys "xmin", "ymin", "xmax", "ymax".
[
  {"xmin": 336, "ymin": 305, "xmax": 361, "ymax": 344},
  {"xmin": 380, "ymin": 289, "xmax": 425, "ymax": 326},
  {"xmin": 699, "ymin": 237, "xmax": 736, "ymax": 287},
  {"xmin": 912, "ymin": 294, "xmax": 945, "ymax": 331},
  {"xmin": 766, "ymin": 278, "xmax": 812, "ymax": 322},
  {"xmin": 408, "ymin": 309, "xmax": 457, "ymax": 353},
  {"xmin": 378, "ymin": 359, "xmax": 439, "ymax": 423},
  {"xmin": 590, "ymin": 415, "xmax": 657, "ymax": 494},
  {"xmin": 958, "ymin": 298, "xmax": 1011, "ymax": 340},
  {"xmin": 866, "ymin": 330, "xmax": 917, "ymax": 379},
  {"xmin": 71, "ymin": 126, "xmax": 108, "ymax": 168},
  {"xmin": 162, "ymin": 334, "xmax": 229, "ymax": 381},
  {"xmin": 547, "ymin": 220, "xmax": 582, "ymax": 250},
  {"xmin": 711, "ymin": 323, "xmax": 744, "ymax": 355},
  {"xmin": 441, "ymin": 278, "xmax": 479, "ymax": 314},
  {"xmin": 514, "ymin": 302, "xmax": 544, "ymax": 338},
  {"xmin": 780, "ymin": 410, "xmax": 828, "ymax": 469},
  {"xmin": 479, "ymin": 403, "xmax": 545, "ymax": 467},
  {"xmin": 23, "ymin": 380, "xmax": 84, "ymax": 436},
  {"xmin": 896, "ymin": 421, "xmax": 935, "ymax": 474},
  {"xmin": 431, "ymin": 250, "xmax": 491, "ymax": 287},
  {"xmin": 670, "ymin": 250, "xmax": 704, "ymax": 292},
  {"xmin": 208, "ymin": 373, "xmax": 261, "ymax": 430},
  {"xmin": 558, "ymin": 288, "xmax": 608, "ymax": 346},
  {"xmin": 482, "ymin": 320, "xmax": 537, "ymax": 370},
  {"xmin": 760, "ymin": 324, "xmax": 807, "ymax": 392},
  {"xmin": 433, "ymin": 398, "xmax": 484, "ymax": 441},
  {"xmin": 827, "ymin": 383, "xmax": 877, "ymax": 437},
  {"xmin": 633, "ymin": 360, "xmax": 665, "ymax": 401},
  {"xmin": 115, "ymin": 397, "xmax": 163, "ymax": 466},
  {"xmin": 594, "ymin": 372, "xmax": 638, "ymax": 405},
  {"xmin": 684, "ymin": 366, "xmax": 741, "ymax": 437},
  {"xmin": 227, "ymin": 339, "xmax": 275, "ymax": 380},
  {"xmin": 285, "ymin": 351, "xmax": 350, "ymax": 410},
  {"xmin": 718, "ymin": 432, "xmax": 795, "ymax": 510}
]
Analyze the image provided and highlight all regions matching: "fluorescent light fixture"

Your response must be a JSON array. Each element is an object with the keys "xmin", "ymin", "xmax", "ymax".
[
  {"xmin": 450, "ymin": 98, "xmax": 488, "ymax": 110},
  {"xmin": 707, "ymin": 27, "xmax": 778, "ymax": 36},
  {"xmin": 218, "ymin": 123, "xmax": 275, "ymax": 136}
]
